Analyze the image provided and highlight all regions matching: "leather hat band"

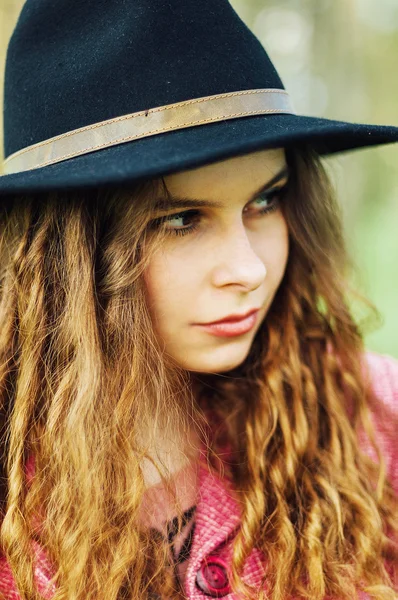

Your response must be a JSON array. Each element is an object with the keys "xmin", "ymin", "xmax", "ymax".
[{"xmin": 4, "ymin": 89, "xmax": 295, "ymax": 175}]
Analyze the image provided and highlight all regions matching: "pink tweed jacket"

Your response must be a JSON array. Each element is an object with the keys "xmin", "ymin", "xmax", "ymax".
[{"xmin": 0, "ymin": 349, "xmax": 397, "ymax": 599}]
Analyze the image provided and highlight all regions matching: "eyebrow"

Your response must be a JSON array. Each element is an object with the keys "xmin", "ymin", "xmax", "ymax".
[{"xmin": 154, "ymin": 166, "xmax": 290, "ymax": 211}]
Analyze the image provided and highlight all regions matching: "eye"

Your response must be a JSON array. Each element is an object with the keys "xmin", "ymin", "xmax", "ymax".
[
  {"xmin": 148, "ymin": 183, "xmax": 288, "ymax": 237},
  {"xmin": 149, "ymin": 209, "xmax": 202, "ymax": 237},
  {"xmin": 250, "ymin": 186, "xmax": 287, "ymax": 215}
]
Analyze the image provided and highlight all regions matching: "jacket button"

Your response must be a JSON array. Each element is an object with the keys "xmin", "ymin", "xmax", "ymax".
[{"xmin": 195, "ymin": 555, "xmax": 231, "ymax": 597}]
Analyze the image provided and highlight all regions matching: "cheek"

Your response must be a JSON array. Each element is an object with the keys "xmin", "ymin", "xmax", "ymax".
[
  {"xmin": 259, "ymin": 215, "xmax": 289, "ymax": 279},
  {"xmin": 277, "ymin": 221, "xmax": 290, "ymax": 270},
  {"xmin": 143, "ymin": 250, "xmax": 197, "ymax": 313},
  {"xmin": 143, "ymin": 258, "xmax": 169, "ymax": 313}
]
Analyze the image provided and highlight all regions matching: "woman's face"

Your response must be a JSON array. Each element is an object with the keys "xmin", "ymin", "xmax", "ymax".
[{"xmin": 144, "ymin": 148, "xmax": 290, "ymax": 374}]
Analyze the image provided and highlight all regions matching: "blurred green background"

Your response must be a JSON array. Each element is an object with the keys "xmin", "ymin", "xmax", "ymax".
[{"xmin": 1, "ymin": 0, "xmax": 397, "ymax": 358}]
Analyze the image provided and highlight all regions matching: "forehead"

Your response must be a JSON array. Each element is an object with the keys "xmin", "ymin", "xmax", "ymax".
[{"xmin": 162, "ymin": 148, "xmax": 287, "ymax": 200}]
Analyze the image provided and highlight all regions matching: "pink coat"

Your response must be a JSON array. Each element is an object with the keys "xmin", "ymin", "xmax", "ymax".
[{"xmin": 0, "ymin": 350, "xmax": 397, "ymax": 599}]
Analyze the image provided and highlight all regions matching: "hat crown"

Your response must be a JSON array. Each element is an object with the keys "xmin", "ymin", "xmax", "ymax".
[{"xmin": 3, "ymin": 0, "xmax": 285, "ymax": 159}]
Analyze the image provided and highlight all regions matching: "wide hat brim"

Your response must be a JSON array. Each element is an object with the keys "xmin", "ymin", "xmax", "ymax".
[{"xmin": 1, "ymin": 112, "xmax": 398, "ymax": 197}]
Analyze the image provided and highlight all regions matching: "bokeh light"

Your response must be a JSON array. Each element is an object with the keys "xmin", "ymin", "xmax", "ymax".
[{"xmin": 357, "ymin": 0, "xmax": 398, "ymax": 33}]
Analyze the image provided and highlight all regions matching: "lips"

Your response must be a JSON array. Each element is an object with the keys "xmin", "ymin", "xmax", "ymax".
[{"xmin": 202, "ymin": 308, "xmax": 259, "ymax": 325}]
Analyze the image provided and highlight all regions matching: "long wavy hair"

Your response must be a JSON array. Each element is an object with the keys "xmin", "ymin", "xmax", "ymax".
[{"xmin": 0, "ymin": 145, "xmax": 396, "ymax": 600}]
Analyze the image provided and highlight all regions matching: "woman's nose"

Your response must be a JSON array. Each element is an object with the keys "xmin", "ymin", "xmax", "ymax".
[{"xmin": 211, "ymin": 223, "xmax": 267, "ymax": 290}]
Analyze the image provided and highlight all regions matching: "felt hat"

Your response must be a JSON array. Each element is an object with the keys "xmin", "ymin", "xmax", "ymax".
[{"xmin": 1, "ymin": 0, "xmax": 398, "ymax": 196}]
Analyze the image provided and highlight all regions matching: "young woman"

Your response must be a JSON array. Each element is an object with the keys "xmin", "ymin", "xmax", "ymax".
[{"xmin": 0, "ymin": 0, "xmax": 397, "ymax": 599}]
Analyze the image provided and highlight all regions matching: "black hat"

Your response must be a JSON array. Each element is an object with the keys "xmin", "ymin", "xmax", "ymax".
[{"xmin": 1, "ymin": 0, "xmax": 398, "ymax": 197}]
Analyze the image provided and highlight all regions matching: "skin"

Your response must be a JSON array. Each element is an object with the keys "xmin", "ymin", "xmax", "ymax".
[{"xmin": 144, "ymin": 147, "xmax": 290, "ymax": 375}]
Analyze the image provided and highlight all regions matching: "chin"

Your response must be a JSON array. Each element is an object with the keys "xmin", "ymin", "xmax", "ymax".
[{"xmin": 182, "ymin": 349, "xmax": 251, "ymax": 374}]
